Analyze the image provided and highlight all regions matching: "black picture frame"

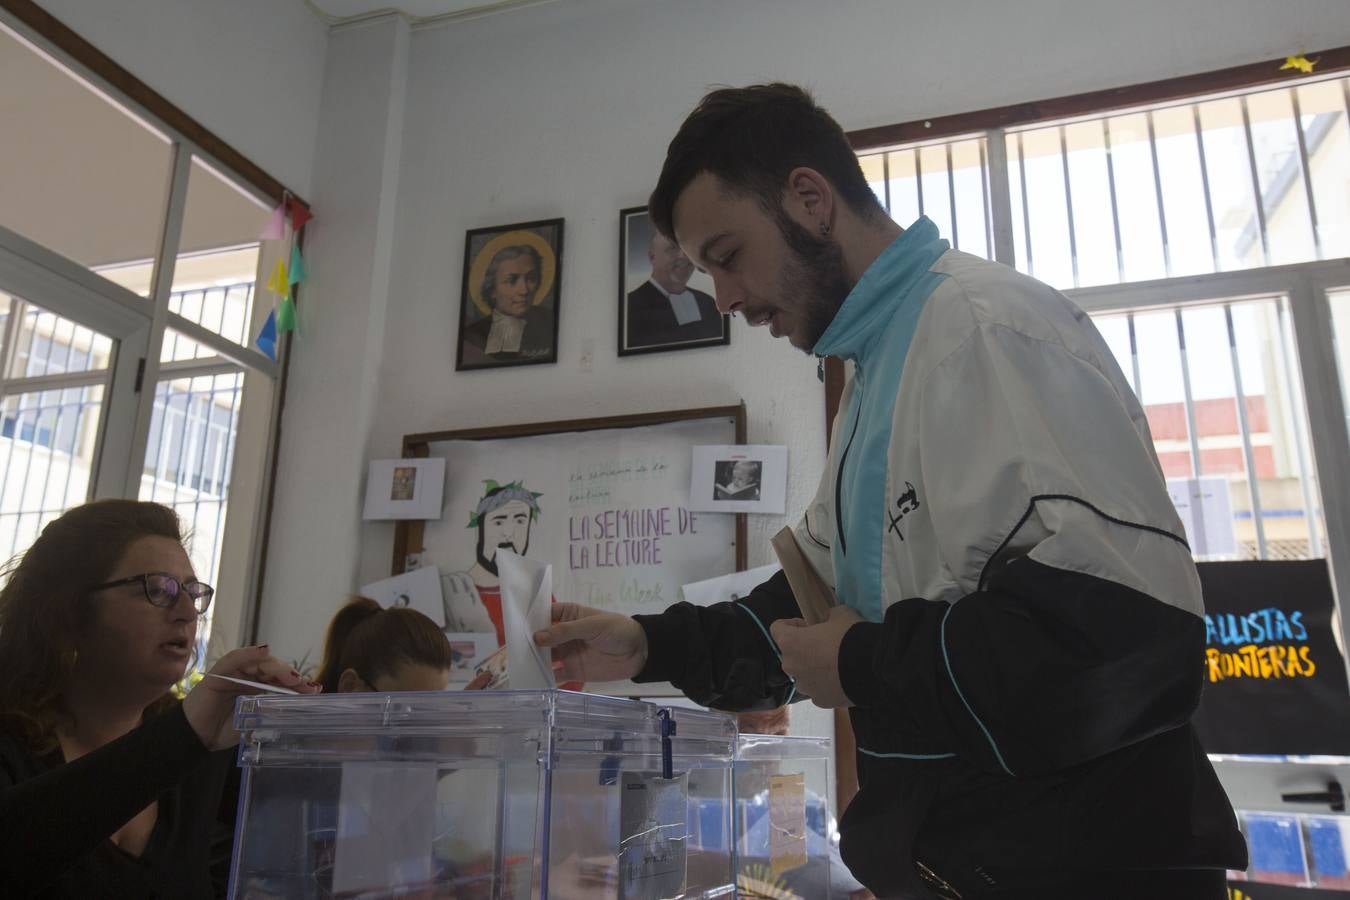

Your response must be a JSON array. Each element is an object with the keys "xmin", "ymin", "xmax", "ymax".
[
  {"xmin": 456, "ymin": 217, "xmax": 564, "ymax": 371},
  {"xmin": 617, "ymin": 205, "xmax": 729, "ymax": 357}
]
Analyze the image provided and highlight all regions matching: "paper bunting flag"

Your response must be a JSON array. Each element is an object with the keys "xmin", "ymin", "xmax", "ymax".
[
  {"xmin": 261, "ymin": 202, "xmax": 286, "ymax": 240},
  {"xmin": 255, "ymin": 309, "xmax": 278, "ymax": 361},
  {"xmin": 1280, "ymin": 55, "xmax": 1318, "ymax": 74},
  {"xmin": 277, "ymin": 296, "xmax": 297, "ymax": 333},
  {"xmin": 288, "ymin": 197, "xmax": 314, "ymax": 232},
  {"xmin": 288, "ymin": 243, "xmax": 307, "ymax": 286},
  {"xmin": 266, "ymin": 259, "xmax": 288, "ymax": 295}
]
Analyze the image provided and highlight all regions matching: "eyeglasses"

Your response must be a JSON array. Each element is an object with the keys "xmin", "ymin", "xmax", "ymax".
[{"xmin": 91, "ymin": 573, "xmax": 214, "ymax": 614}]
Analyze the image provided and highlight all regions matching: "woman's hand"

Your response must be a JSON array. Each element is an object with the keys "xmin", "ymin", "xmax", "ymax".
[{"xmin": 181, "ymin": 645, "xmax": 320, "ymax": 750}]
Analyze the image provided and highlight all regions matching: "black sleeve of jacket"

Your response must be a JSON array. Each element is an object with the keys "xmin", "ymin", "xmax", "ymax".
[
  {"xmin": 0, "ymin": 703, "xmax": 213, "ymax": 896},
  {"xmin": 838, "ymin": 556, "xmax": 1205, "ymax": 776},
  {"xmin": 633, "ymin": 569, "xmax": 802, "ymax": 711}
]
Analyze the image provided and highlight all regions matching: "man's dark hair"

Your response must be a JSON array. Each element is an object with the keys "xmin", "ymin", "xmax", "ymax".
[{"xmin": 649, "ymin": 83, "xmax": 885, "ymax": 241}]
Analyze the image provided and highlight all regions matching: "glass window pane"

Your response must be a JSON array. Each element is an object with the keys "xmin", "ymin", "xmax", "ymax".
[
  {"xmin": 886, "ymin": 149, "xmax": 921, "ymax": 229},
  {"xmin": 1199, "ymin": 97, "xmax": 1267, "ymax": 271},
  {"xmin": 0, "ymin": 379, "xmax": 107, "ymax": 560},
  {"xmin": 1152, "ymin": 105, "xmax": 1215, "ymax": 277},
  {"xmin": 950, "ymin": 138, "xmax": 991, "ymax": 260},
  {"xmin": 1106, "ymin": 113, "xmax": 1168, "ymax": 282},
  {"xmin": 100, "ymin": 158, "xmax": 269, "ymax": 349},
  {"xmin": 0, "ymin": 22, "xmax": 172, "ymax": 279},
  {"xmin": 858, "ymin": 153, "xmax": 887, "ymax": 213},
  {"xmin": 1247, "ymin": 89, "xmax": 1317, "ymax": 266},
  {"xmin": 138, "ymin": 371, "xmax": 244, "ymax": 600},
  {"xmin": 1296, "ymin": 79, "xmax": 1350, "ymax": 260},
  {"xmin": 5, "ymin": 301, "xmax": 113, "ymax": 379},
  {"xmin": 1063, "ymin": 121, "xmax": 1118, "ymax": 287},
  {"xmin": 1092, "ymin": 297, "xmax": 1325, "ymax": 561},
  {"xmin": 1018, "ymin": 125, "xmax": 1074, "ymax": 289},
  {"xmin": 917, "ymin": 144, "xmax": 954, "ymax": 244}
]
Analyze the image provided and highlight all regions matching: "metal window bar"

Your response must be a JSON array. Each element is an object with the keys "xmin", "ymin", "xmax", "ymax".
[
  {"xmin": 1224, "ymin": 303, "xmax": 1269, "ymax": 558},
  {"xmin": 1016, "ymin": 132, "xmax": 1034, "ymax": 278},
  {"xmin": 1102, "ymin": 119, "xmax": 1125, "ymax": 283},
  {"xmin": 915, "ymin": 147, "xmax": 925, "ymax": 217},
  {"xmin": 978, "ymin": 140, "xmax": 992, "ymax": 257},
  {"xmin": 945, "ymin": 143, "xmax": 960, "ymax": 250},
  {"xmin": 1239, "ymin": 96, "xmax": 1272, "ymax": 267},
  {"xmin": 1145, "ymin": 111, "xmax": 1173, "ymax": 277},
  {"xmin": 1191, "ymin": 105, "xmax": 1222, "ymax": 273},
  {"xmin": 1127, "ymin": 313, "xmax": 1143, "ymax": 401},
  {"xmin": 880, "ymin": 152, "xmax": 891, "ymax": 215},
  {"xmin": 1058, "ymin": 126, "xmax": 1081, "ymax": 288},
  {"xmin": 1274, "ymin": 298, "xmax": 1325, "ymax": 558},
  {"xmin": 1289, "ymin": 89, "xmax": 1324, "ymax": 260},
  {"xmin": 985, "ymin": 129, "xmax": 1017, "ymax": 266},
  {"xmin": 1174, "ymin": 310, "xmax": 1204, "ymax": 477}
]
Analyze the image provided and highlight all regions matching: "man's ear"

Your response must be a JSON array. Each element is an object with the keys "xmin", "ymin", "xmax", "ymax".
[{"xmin": 782, "ymin": 166, "xmax": 836, "ymax": 234}]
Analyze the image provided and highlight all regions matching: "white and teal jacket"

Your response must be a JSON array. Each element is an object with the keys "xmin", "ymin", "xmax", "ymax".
[{"xmin": 635, "ymin": 218, "xmax": 1246, "ymax": 894}]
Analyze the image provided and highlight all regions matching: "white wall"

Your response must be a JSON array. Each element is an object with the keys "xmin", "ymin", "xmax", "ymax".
[
  {"xmin": 34, "ymin": 0, "xmax": 328, "ymax": 197},
  {"xmin": 262, "ymin": 0, "xmax": 1350, "ymax": 674}
]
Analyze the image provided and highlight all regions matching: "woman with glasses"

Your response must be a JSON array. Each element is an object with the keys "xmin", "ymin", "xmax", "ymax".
[{"xmin": 0, "ymin": 499, "xmax": 320, "ymax": 898}]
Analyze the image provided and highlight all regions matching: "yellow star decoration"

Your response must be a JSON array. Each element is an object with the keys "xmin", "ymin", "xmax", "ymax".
[
  {"xmin": 1228, "ymin": 888, "xmax": 1251, "ymax": 900},
  {"xmin": 1280, "ymin": 55, "xmax": 1318, "ymax": 74}
]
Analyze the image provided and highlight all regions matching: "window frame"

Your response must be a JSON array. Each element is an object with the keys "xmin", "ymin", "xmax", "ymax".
[
  {"xmin": 0, "ymin": 1, "xmax": 304, "ymax": 655},
  {"xmin": 847, "ymin": 52, "xmax": 1350, "ymax": 669}
]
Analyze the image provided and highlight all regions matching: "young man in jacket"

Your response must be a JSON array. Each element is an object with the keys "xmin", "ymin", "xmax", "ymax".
[{"xmin": 534, "ymin": 84, "xmax": 1246, "ymax": 898}]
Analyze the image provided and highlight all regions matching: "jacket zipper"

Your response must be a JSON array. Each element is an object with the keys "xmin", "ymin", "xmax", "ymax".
[{"xmin": 835, "ymin": 370, "xmax": 863, "ymax": 556}]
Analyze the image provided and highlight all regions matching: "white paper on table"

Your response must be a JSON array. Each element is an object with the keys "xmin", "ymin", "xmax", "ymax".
[
  {"xmin": 1166, "ymin": 476, "xmax": 1238, "ymax": 557},
  {"xmin": 333, "ymin": 761, "xmax": 438, "ymax": 895},
  {"xmin": 681, "ymin": 563, "xmax": 781, "ymax": 606},
  {"xmin": 359, "ymin": 566, "xmax": 447, "ymax": 627},
  {"xmin": 496, "ymin": 549, "xmax": 556, "ymax": 690}
]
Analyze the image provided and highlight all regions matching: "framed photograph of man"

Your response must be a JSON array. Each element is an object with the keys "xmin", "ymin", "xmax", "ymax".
[
  {"xmin": 618, "ymin": 206, "xmax": 729, "ymax": 356},
  {"xmin": 456, "ymin": 217, "xmax": 564, "ymax": 371}
]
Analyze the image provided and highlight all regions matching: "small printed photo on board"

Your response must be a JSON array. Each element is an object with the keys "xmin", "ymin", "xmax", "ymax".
[
  {"xmin": 457, "ymin": 217, "xmax": 564, "ymax": 371},
  {"xmin": 713, "ymin": 459, "xmax": 762, "ymax": 502},
  {"xmin": 390, "ymin": 466, "xmax": 417, "ymax": 501},
  {"xmin": 688, "ymin": 445, "xmax": 788, "ymax": 515},
  {"xmin": 618, "ymin": 206, "xmax": 729, "ymax": 356}
]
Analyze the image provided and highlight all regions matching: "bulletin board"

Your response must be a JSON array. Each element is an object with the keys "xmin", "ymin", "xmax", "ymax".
[{"xmin": 391, "ymin": 405, "xmax": 747, "ymax": 693}]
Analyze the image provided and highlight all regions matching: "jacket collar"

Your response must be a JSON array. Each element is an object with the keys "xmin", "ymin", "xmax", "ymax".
[{"xmin": 812, "ymin": 216, "xmax": 949, "ymax": 364}]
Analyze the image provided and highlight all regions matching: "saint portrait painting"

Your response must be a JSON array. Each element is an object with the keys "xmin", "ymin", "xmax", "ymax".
[{"xmin": 456, "ymin": 218, "xmax": 564, "ymax": 371}]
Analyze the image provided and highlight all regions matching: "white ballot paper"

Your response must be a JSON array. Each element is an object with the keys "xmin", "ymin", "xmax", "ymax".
[
  {"xmin": 333, "ymin": 761, "xmax": 438, "ymax": 895},
  {"xmin": 496, "ymin": 549, "xmax": 556, "ymax": 690},
  {"xmin": 618, "ymin": 771, "xmax": 689, "ymax": 900}
]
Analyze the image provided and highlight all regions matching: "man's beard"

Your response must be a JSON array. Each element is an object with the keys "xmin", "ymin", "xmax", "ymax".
[
  {"xmin": 773, "ymin": 208, "xmax": 853, "ymax": 353},
  {"xmin": 476, "ymin": 535, "xmax": 528, "ymax": 576}
]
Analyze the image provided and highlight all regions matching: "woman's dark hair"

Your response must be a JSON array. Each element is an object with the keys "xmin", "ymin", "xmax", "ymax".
[
  {"xmin": 0, "ymin": 500, "xmax": 185, "ymax": 752},
  {"xmin": 649, "ymin": 83, "xmax": 885, "ymax": 241},
  {"xmin": 315, "ymin": 596, "xmax": 453, "ymax": 693}
]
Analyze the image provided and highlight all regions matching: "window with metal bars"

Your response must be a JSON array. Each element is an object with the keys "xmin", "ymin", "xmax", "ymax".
[{"xmin": 855, "ymin": 67, "xmax": 1350, "ymax": 571}]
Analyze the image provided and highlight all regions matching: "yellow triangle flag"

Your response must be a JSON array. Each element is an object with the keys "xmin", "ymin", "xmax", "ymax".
[
  {"xmin": 267, "ymin": 259, "xmax": 289, "ymax": 295},
  {"xmin": 1280, "ymin": 54, "xmax": 1317, "ymax": 74}
]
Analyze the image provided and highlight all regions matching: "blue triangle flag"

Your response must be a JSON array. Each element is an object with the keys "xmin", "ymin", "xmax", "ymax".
[{"xmin": 255, "ymin": 309, "xmax": 279, "ymax": 361}]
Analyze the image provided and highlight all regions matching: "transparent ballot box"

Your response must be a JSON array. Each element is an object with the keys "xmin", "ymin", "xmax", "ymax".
[
  {"xmin": 732, "ymin": 734, "xmax": 835, "ymax": 900},
  {"xmin": 227, "ymin": 690, "xmax": 739, "ymax": 899}
]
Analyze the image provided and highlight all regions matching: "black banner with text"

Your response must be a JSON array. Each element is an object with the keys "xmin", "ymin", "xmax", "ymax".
[{"xmin": 1195, "ymin": 560, "xmax": 1350, "ymax": 756}]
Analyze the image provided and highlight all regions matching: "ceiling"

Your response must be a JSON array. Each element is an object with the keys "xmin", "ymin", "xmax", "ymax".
[{"xmin": 305, "ymin": 0, "xmax": 557, "ymax": 24}]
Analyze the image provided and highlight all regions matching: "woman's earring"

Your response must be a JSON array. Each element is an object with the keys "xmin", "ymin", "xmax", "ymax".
[{"xmin": 820, "ymin": 223, "xmax": 831, "ymax": 236}]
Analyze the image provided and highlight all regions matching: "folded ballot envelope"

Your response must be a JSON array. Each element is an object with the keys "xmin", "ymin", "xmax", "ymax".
[{"xmin": 769, "ymin": 527, "xmax": 837, "ymax": 625}]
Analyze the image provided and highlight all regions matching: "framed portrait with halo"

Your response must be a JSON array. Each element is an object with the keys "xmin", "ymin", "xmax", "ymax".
[{"xmin": 456, "ymin": 217, "xmax": 564, "ymax": 371}]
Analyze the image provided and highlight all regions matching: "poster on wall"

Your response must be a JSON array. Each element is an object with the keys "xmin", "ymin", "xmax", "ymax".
[
  {"xmin": 397, "ymin": 408, "xmax": 744, "ymax": 694},
  {"xmin": 1193, "ymin": 559, "xmax": 1350, "ymax": 756}
]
